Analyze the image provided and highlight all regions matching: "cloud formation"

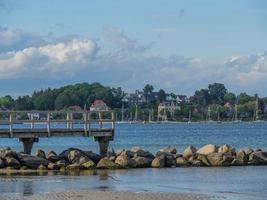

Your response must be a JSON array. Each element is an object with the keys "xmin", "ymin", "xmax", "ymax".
[
  {"xmin": 0, "ymin": 26, "xmax": 266, "ymax": 95},
  {"xmin": 0, "ymin": 39, "xmax": 98, "ymax": 78}
]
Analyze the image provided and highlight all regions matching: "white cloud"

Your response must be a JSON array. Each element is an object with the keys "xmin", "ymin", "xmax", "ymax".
[{"xmin": 0, "ymin": 39, "xmax": 98, "ymax": 78}]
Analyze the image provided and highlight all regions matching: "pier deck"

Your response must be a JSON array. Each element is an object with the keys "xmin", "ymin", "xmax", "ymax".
[{"xmin": 0, "ymin": 110, "xmax": 115, "ymax": 156}]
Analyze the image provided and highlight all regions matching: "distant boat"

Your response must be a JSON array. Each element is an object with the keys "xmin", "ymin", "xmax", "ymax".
[{"xmin": 233, "ymin": 104, "xmax": 242, "ymax": 123}]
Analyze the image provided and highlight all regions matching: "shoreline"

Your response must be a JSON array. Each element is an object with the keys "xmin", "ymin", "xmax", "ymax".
[{"xmin": 1, "ymin": 191, "xmax": 213, "ymax": 200}]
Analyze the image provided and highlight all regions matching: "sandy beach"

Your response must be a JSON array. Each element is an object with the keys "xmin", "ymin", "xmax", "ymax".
[{"xmin": 1, "ymin": 191, "xmax": 212, "ymax": 200}]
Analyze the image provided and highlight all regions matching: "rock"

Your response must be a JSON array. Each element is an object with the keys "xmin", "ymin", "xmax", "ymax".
[
  {"xmin": 18, "ymin": 154, "xmax": 50, "ymax": 169},
  {"xmin": 20, "ymin": 166, "xmax": 28, "ymax": 170},
  {"xmin": 118, "ymin": 150, "xmax": 134, "ymax": 158},
  {"xmin": 66, "ymin": 163, "xmax": 81, "ymax": 170},
  {"xmin": 190, "ymin": 159, "xmax": 204, "ymax": 167},
  {"xmin": 0, "ymin": 158, "xmax": 5, "ymax": 168},
  {"xmin": 196, "ymin": 154, "xmax": 210, "ymax": 166},
  {"xmin": 207, "ymin": 153, "xmax": 234, "ymax": 166},
  {"xmin": 68, "ymin": 149, "xmax": 83, "ymax": 163},
  {"xmin": 83, "ymin": 151, "xmax": 101, "ymax": 164},
  {"xmin": 176, "ymin": 157, "xmax": 190, "ymax": 167},
  {"xmin": 151, "ymin": 156, "xmax": 165, "ymax": 168},
  {"xmin": 197, "ymin": 144, "xmax": 218, "ymax": 155},
  {"xmin": 231, "ymin": 159, "xmax": 244, "ymax": 166},
  {"xmin": 109, "ymin": 156, "xmax": 116, "ymax": 162},
  {"xmin": 131, "ymin": 147, "xmax": 155, "ymax": 159},
  {"xmin": 82, "ymin": 160, "xmax": 96, "ymax": 169},
  {"xmin": 47, "ymin": 163, "xmax": 61, "ymax": 170},
  {"xmin": 96, "ymin": 158, "xmax": 121, "ymax": 169},
  {"xmin": 156, "ymin": 151, "xmax": 176, "ymax": 167},
  {"xmin": 236, "ymin": 150, "xmax": 248, "ymax": 163},
  {"xmin": 115, "ymin": 149, "xmax": 124, "ymax": 157},
  {"xmin": 4, "ymin": 157, "xmax": 20, "ymax": 169},
  {"xmin": 243, "ymin": 147, "xmax": 254, "ymax": 155},
  {"xmin": 133, "ymin": 156, "xmax": 152, "ymax": 168},
  {"xmin": 35, "ymin": 149, "xmax": 46, "ymax": 159},
  {"xmin": 218, "ymin": 144, "xmax": 231, "ymax": 154},
  {"xmin": 183, "ymin": 146, "xmax": 197, "ymax": 159},
  {"xmin": 160, "ymin": 146, "xmax": 177, "ymax": 154},
  {"xmin": 0, "ymin": 149, "xmax": 18, "ymax": 160},
  {"xmin": 38, "ymin": 164, "xmax": 47, "ymax": 170},
  {"xmin": 249, "ymin": 151, "xmax": 267, "ymax": 165},
  {"xmin": 115, "ymin": 155, "xmax": 136, "ymax": 168},
  {"xmin": 46, "ymin": 151, "xmax": 61, "ymax": 163},
  {"xmin": 56, "ymin": 159, "xmax": 68, "ymax": 167}
]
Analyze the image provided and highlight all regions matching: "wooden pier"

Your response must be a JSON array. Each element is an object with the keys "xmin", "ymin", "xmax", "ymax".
[{"xmin": 0, "ymin": 110, "xmax": 115, "ymax": 156}]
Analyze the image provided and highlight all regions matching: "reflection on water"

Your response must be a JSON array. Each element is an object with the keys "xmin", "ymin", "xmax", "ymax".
[{"xmin": 0, "ymin": 166, "xmax": 267, "ymax": 200}]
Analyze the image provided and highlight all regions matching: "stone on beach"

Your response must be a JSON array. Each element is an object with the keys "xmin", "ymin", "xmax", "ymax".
[
  {"xmin": 97, "ymin": 158, "xmax": 122, "ymax": 169},
  {"xmin": 133, "ymin": 156, "xmax": 152, "ymax": 168},
  {"xmin": 249, "ymin": 151, "xmax": 267, "ymax": 165},
  {"xmin": 4, "ymin": 157, "xmax": 20, "ymax": 169},
  {"xmin": 82, "ymin": 160, "xmax": 96, "ymax": 169},
  {"xmin": 197, "ymin": 144, "xmax": 218, "ymax": 155},
  {"xmin": 115, "ymin": 154, "xmax": 136, "ymax": 168},
  {"xmin": 160, "ymin": 146, "xmax": 177, "ymax": 154},
  {"xmin": 206, "ymin": 153, "xmax": 234, "ymax": 166},
  {"xmin": 36, "ymin": 149, "xmax": 46, "ymax": 159},
  {"xmin": 183, "ymin": 145, "xmax": 197, "ymax": 159},
  {"xmin": 176, "ymin": 157, "xmax": 189, "ymax": 167},
  {"xmin": 0, "ymin": 158, "xmax": 5, "ymax": 168},
  {"xmin": 151, "ymin": 156, "xmax": 165, "ymax": 168},
  {"xmin": 18, "ymin": 154, "xmax": 50, "ymax": 169}
]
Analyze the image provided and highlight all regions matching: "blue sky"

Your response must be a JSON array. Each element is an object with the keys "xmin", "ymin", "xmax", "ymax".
[{"xmin": 0, "ymin": 0, "xmax": 267, "ymax": 97}]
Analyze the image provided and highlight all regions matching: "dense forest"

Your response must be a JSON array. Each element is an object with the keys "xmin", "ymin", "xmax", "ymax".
[
  {"xmin": 0, "ymin": 82, "xmax": 267, "ymax": 121},
  {"xmin": 0, "ymin": 82, "xmax": 124, "ymax": 111}
]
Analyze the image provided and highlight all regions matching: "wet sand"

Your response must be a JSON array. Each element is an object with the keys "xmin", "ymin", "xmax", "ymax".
[{"xmin": 1, "ymin": 191, "xmax": 212, "ymax": 200}]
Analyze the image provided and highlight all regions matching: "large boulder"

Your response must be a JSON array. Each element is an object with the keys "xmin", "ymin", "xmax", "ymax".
[
  {"xmin": 82, "ymin": 160, "xmax": 96, "ymax": 169},
  {"xmin": 0, "ymin": 158, "xmax": 5, "ymax": 168},
  {"xmin": 207, "ymin": 153, "xmax": 234, "ymax": 166},
  {"xmin": 157, "ymin": 151, "xmax": 176, "ymax": 167},
  {"xmin": 83, "ymin": 151, "xmax": 101, "ymax": 164},
  {"xmin": 46, "ymin": 151, "xmax": 61, "ymax": 163},
  {"xmin": 183, "ymin": 146, "xmax": 197, "ymax": 159},
  {"xmin": 151, "ymin": 156, "xmax": 165, "ymax": 168},
  {"xmin": 160, "ymin": 146, "xmax": 177, "ymax": 154},
  {"xmin": 218, "ymin": 144, "xmax": 233, "ymax": 154},
  {"xmin": 18, "ymin": 154, "xmax": 50, "ymax": 169},
  {"xmin": 96, "ymin": 158, "xmax": 121, "ymax": 169},
  {"xmin": 117, "ymin": 149, "xmax": 134, "ymax": 158},
  {"xmin": 0, "ymin": 149, "xmax": 18, "ymax": 160},
  {"xmin": 197, "ymin": 144, "xmax": 218, "ymax": 155},
  {"xmin": 35, "ymin": 149, "xmax": 46, "ymax": 159},
  {"xmin": 196, "ymin": 154, "xmax": 210, "ymax": 166},
  {"xmin": 131, "ymin": 147, "xmax": 155, "ymax": 159},
  {"xmin": 243, "ymin": 147, "xmax": 254, "ymax": 156},
  {"xmin": 176, "ymin": 157, "xmax": 190, "ymax": 167},
  {"xmin": 249, "ymin": 151, "xmax": 267, "ymax": 165},
  {"xmin": 133, "ymin": 156, "xmax": 152, "ymax": 168},
  {"xmin": 4, "ymin": 157, "xmax": 20, "ymax": 169},
  {"xmin": 236, "ymin": 150, "xmax": 248, "ymax": 164},
  {"xmin": 115, "ymin": 155, "xmax": 136, "ymax": 168}
]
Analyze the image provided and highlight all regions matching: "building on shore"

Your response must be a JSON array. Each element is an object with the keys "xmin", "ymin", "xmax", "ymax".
[
  {"xmin": 90, "ymin": 100, "xmax": 109, "ymax": 111},
  {"xmin": 157, "ymin": 101, "xmax": 181, "ymax": 121}
]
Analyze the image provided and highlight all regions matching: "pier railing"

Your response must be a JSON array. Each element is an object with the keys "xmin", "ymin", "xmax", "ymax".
[{"xmin": 0, "ymin": 110, "xmax": 115, "ymax": 155}]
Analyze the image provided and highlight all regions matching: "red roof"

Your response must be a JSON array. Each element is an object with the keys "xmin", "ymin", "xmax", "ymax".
[{"xmin": 90, "ymin": 100, "xmax": 108, "ymax": 108}]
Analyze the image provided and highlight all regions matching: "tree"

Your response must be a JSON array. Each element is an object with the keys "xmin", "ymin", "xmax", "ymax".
[
  {"xmin": 224, "ymin": 92, "xmax": 236, "ymax": 104},
  {"xmin": 0, "ymin": 95, "xmax": 14, "ymax": 109},
  {"xmin": 193, "ymin": 89, "xmax": 211, "ymax": 108},
  {"xmin": 208, "ymin": 83, "xmax": 227, "ymax": 105},
  {"xmin": 238, "ymin": 93, "xmax": 252, "ymax": 104},
  {"xmin": 158, "ymin": 89, "xmax": 166, "ymax": 103},
  {"xmin": 14, "ymin": 96, "xmax": 33, "ymax": 110},
  {"xmin": 143, "ymin": 84, "xmax": 154, "ymax": 102}
]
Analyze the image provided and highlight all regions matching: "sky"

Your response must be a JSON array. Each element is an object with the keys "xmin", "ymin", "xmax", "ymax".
[{"xmin": 0, "ymin": 0, "xmax": 267, "ymax": 97}]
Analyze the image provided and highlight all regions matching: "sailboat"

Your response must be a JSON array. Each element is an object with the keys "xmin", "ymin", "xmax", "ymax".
[
  {"xmin": 206, "ymin": 106, "xmax": 215, "ymax": 123},
  {"xmin": 117, "ymin": 102, "xmax": 128, "ymax": 124}
]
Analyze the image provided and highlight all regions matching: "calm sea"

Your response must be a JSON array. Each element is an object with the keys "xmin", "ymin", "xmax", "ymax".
[{"xmin": 0, "ymin": 122, "xmax": 267, "ymax": 200}]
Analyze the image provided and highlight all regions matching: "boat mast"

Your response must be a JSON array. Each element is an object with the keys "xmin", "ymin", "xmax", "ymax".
[
  {"xmin": 121, "ymin": 102, "xmax": 124, "ymax": 121},
  {"xmin": 135, "ymin": 104, "xmax": 138, "ymax": 121}
]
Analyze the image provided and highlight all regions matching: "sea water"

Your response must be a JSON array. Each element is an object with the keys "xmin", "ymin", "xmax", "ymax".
[{"xmin": 0, "ymin": 122, "xmax": 267, "ymax": 200}]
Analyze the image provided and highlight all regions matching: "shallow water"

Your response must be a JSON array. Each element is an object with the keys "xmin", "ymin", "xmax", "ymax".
[{"xmin": 0, "ymin": 122, "xmax": 267, "ymax": 200}]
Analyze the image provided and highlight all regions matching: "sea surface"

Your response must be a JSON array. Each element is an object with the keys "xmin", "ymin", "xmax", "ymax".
[{"xmin": 0, "ymin": 122, "xmax": 267, "ymax": 200}]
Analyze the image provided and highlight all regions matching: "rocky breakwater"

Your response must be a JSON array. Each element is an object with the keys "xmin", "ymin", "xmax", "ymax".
[{"xmin": 0, "ymin": 144, "xmax": 267, "ymax": 171}]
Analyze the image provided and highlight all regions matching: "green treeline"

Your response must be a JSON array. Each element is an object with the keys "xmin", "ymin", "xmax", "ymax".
[
  {"xmin": 0, "ymin": 82, "xmax": 267, "ymax": 121},
  {"xmin": 0, "ymin": 82, "xmax": 124, "ymax": 111}
]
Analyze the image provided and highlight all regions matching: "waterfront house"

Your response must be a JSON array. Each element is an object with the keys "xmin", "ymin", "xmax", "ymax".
[
  {"xmin": 157, "ymin": 101, "xmax": 181, "ymax": 121},
  {"xmin": 90, "ymin": 100, "xmax": 109, "ymax": 111}
]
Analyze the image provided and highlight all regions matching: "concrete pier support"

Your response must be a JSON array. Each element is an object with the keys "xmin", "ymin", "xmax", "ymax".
[
  {"xmin": 94, "ymin": 137, "xmax": 111, "ymax": 157},
  {"xmin": 19, "ymin": 137, "xmax": 39, "ymax": 155}
]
